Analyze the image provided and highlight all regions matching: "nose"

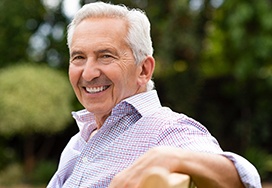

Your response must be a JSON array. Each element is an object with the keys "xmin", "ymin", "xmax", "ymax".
[{"xmin": 82, "ymin": 58, "xmax": 101, "ymax": 81}]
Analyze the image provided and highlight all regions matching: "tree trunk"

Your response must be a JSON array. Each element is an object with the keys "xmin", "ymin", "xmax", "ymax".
[{"xmin": 24, "ymin": 135, "xmax": 36, "ymax": 177}]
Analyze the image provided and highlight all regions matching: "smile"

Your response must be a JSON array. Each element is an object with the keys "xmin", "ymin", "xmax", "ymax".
[{"xmin": 85, "ymin": 85, "xmax": 110, "ymax": 94}]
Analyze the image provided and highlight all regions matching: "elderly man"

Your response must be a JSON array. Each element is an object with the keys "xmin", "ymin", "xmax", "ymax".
[{"xmin": 48, "ymin": 2, "xmax": 261, "ymax": 188}]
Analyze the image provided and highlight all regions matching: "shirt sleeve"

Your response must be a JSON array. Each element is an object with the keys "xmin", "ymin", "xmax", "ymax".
[
  {"xmin": 157, "ymin": 115, "xmax": 262, "ymax": 188},
  {"xmin": 222, "ymin": 152, "xmax": 262, "ymax": 188}
]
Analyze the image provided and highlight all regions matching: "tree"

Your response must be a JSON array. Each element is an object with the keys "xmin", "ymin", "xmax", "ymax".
[
  {"xmin": 0, "ymin": 63, "xmax": 74, "ymax": 175},
  {"xmin": 0, "ymin": 0, "xmax": 45, "ymax": 67},
  {"xmin": 200, "ymin": 0, "xmax": 272, "ymax": 153},
  {"xmin": 0, "ymin": 0, "xmax": 70, "ymax": 69}
]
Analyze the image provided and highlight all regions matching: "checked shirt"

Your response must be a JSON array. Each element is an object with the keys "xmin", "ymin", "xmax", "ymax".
[{"xmin": 48, "ymin": 90, "xmax": 261, "ymax": 188}]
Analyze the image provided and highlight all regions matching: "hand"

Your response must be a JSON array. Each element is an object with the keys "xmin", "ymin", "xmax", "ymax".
[
  {"xmin": 108, "ymin": 146, "xmax": 245, "ymax": 188},
  {"xmin": 108, "ymin": 146, "xmax": 181, "ymax": 188}
]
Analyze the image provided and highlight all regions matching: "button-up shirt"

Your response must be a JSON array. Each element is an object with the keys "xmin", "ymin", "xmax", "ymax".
[{"xmin": 48, "ymin": 90, "xmax": 261, "ymax": 188}]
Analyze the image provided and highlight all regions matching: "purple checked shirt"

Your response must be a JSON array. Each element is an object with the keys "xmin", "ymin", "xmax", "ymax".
[{"xmin": 47, "ymin": 90, "xmax": 261, "ymax": 188}]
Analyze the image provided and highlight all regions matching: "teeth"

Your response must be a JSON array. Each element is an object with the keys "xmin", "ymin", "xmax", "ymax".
[{"xmin": 86, "ymin": 86, "xmax": 108, "ymax": 93}]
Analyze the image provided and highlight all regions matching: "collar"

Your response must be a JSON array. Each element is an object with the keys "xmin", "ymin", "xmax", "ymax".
[
  {"xmin": 72, "ymin": 90, "xmax": 162, "ymax": 131},
  {"xmin": 123, "ymin": 90, "xmax": 162, "ymax": 117}
]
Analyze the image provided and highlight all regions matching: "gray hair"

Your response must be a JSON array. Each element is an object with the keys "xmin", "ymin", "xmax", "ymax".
[{"xmin": 67, "ymin": 2, "xmax": 155, "ymax": 91}]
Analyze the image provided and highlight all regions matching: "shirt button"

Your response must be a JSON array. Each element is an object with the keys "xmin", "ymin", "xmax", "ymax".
[{"xmin": 82, "ymin": 156, "xmax": 89, "ymax": 164}]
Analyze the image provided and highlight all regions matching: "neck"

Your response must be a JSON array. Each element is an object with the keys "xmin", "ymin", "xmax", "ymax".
[{"xmin": 95, "ymin": 114, "xmax": 110, "ymax": 129}]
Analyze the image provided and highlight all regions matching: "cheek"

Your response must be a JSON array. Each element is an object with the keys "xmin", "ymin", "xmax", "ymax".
[
  {"xmin": 69, "ymin": 66, "xmax": 81, "ymax": 88},
  {"xmin": 126, "ymin": 66, "xmax": 140, "ymax": 84}
]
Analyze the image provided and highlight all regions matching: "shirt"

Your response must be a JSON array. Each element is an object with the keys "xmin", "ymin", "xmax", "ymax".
[{"xmin": 47, "ymin": 90, "xmax": 261, "ymax": 188}]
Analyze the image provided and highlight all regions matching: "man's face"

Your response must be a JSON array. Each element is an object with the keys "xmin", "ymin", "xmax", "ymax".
[{"xmin": 69, "ymin": 17, "xmax": 144, "ymax": 122}]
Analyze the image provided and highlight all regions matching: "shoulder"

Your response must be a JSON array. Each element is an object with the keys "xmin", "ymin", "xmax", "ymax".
[
  {"xmin": 144, "ymin": 107, "xmax": 222, "ymax": 152},
  {"xmin": 143, "ymin": 106, "xmax": 209, "ymax": 134}
]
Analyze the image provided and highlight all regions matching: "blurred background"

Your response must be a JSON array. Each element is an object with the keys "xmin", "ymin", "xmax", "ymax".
[{"xmin": 0, "ymin": 0, "xmax": 271, "ymax": 187}]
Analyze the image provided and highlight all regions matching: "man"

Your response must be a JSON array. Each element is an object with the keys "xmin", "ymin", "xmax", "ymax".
[{"xmin": 48, "ymin": 2, "xmax": 261, "ymax": 188}]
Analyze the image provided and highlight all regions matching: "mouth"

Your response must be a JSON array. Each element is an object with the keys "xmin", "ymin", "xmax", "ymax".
[{"xmin": 84, "ymin": 85, "xmax": 110, "ymax": 94}]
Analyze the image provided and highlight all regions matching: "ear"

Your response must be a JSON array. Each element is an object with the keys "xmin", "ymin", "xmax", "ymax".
[{"xmin": 137, "ymin": 56, "xmax": 155, "ymax": 87}]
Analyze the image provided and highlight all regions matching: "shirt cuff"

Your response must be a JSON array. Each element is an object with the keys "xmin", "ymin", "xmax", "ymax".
[{"xmin": 222, "ymin": 151, "xmax": 262, "ymax": 188}]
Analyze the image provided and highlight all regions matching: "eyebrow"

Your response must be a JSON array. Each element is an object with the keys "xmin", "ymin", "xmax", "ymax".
[
  {"xmin": 70, "ymin": 50, "xmax": 84, "ymax": 58},
  {"xmin": 70, "ymin": 47, "xmax": 118, "ymax": 58},
  {"xmin": 95, "ymin": 48, "xmax": 117, "ymax": 55}
]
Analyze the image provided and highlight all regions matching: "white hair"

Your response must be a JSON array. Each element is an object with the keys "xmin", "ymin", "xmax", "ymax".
[{"xmin": 67, "ymin": 1, "xmax": 155, "ymax": 91}]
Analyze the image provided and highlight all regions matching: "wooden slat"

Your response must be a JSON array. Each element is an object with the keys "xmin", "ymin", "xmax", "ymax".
[{"xmin": 139, "ymin": 167, "xmax": 195, "ymax": 188}]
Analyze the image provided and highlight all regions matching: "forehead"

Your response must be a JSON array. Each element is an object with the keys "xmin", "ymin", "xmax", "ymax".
[
  {"xmin": 70, "ymin": 17, "xmax": 130, "ymax": 55},
  {"xmin": 73, "ymin": 17, "xmax": 128, "ymax": 41}
]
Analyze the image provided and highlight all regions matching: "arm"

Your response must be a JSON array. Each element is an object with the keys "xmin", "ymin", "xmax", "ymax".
[
  {"xmin": 174, "ymin": 149, "xmax": 244, "ymax": 188},
  {"xmin": 222, "ymin": 152, "xmax": 261, "ymax": 188},
  {"xmin": 109, "ymin": 146, "xmax": 244, "ymax": 188}
]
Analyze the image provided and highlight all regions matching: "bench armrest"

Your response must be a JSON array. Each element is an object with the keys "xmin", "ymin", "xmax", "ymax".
[{"xmin": 139, "ymin": 167, "xmax": 196, "ymax": 188}]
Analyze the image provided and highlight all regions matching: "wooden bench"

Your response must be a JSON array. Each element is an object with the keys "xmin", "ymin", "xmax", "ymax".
[{"xmin": 139, "ymin": 167, "xmax": 196, "ymax": 188}]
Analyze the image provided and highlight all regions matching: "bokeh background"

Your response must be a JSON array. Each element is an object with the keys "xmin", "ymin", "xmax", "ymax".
[{"xmin": 0, "ymin": 0, "xmax": 271, "ymax": 187}]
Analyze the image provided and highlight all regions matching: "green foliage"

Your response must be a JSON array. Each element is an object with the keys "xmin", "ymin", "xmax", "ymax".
[
  {"xmin": 199, "ymin": 0, "xmax": 272, "ymax": 152},
  {"xmin": 202, "ymin": 0, "xmax": 272, "ymax": 80},
  {"xmin": 0, "ymin": 0, "xmax": 69, "ymax": 69},
  {"xmin": 31, "ymin": 160, "xmax": 57, "ymax": 184},
  {"xmin": 245, "ymin": 147, "xmax": 272, "ymax": 180},
  {"xmin": 0, "ymin": 160, "xmax": 56, "ymax": 186},
  {"xmin": 0, "ymin": 163, "xmax": 24, "ymax": 185},
  {"xmin": 0, "ymin": 0, "xmax": 46, "ymax": 67},
  {"xmin": 0, "ymin": 142, "xmax": 16, "ymax": 169},
  {"xmin": 0, "ymin": 63, "xmax": 74, "ymax": 136}
]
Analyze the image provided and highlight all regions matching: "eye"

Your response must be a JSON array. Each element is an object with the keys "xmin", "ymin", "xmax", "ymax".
[
  {"xmin": 74, "ymin": 55, "xmax": 84, "ymax": 60},
  {"xmin": 96, "ymin": 49, "xmax": 117, "ymax": 64},
  {"xmin": 98, "ymin": 53, "xmax": 116, "ymax": 64},
  {"xmin": 70, "ymin": 55, "xmax": 86, "ymax": 65},
  {"xmin": 101, "ymin": 54, "xmax": 113, "ymax": 59}
]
